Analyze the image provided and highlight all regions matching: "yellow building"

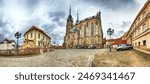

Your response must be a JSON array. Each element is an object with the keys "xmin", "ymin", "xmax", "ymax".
[
  {"xmin": 64, "ymin": 7, "xmax": 104, "ymax": 49},
  {"xmin": 125, "ymin": 0, "xmax": 150, "ymax": 50},
  {"xmin": 22, "ymin": 26, "xmax": 51, "ymax": 49}
]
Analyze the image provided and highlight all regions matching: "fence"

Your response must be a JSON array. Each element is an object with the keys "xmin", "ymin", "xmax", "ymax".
[{"xmin": 0, "ymin": 48, "xmax": 52, "ymax": 56}]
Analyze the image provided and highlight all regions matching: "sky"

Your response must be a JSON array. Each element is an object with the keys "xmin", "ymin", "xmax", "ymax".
[{"xmin": 0, "ymin": 0, "xmax": 147, "ymax": 45}]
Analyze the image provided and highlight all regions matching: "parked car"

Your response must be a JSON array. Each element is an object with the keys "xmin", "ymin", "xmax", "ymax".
[
  {"xmin": 76, "ymin": 45, "xmax": 82, "ymax": 49},
  {"xmin": 116, "ymin": 44, "xmax": 133, "ymax": 51},
  {"xmin": 82, "ymin": 45, "xmax": 88, "ymax": 49},
  {"xmin": 90, "ymin": 45, "xmax": 96, "ymax": 49}
]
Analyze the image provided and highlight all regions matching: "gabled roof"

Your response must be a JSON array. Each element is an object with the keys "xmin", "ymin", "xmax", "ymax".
[
  {"xmin": 24, "ymin": 26, "xmax": 51, "ymax": 39},
  {"xmin": 0, "ymin": 39, "xmax": 16, "ymax": 44}
]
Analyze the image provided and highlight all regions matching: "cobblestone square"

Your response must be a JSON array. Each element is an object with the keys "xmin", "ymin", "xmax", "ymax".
[{"xmin": 0, "ymin": 49, "xmax": 150, "ymax": 67}]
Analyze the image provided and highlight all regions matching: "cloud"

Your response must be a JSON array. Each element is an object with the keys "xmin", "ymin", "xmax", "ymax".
[
  {"xmin": 48, "ymin": 11, "xmax": 66, "ymax": 26},
  {"xmin": 119, "ymin": 21, "xmax": 131, "ymax": 29},
  {"xmin": 24, "ymin": 0, "xmax": 40, "ymax": 8},
  {"xmin": 113, "ymin": 30, "xmax": 125, "ymax": 38},
  {"xmin": 107, "ymin": 21, "xmax": 131, "ymax": 38},
  {"xmin": 41, "ymin": 24, "xmax": 56, "ymax": 34},
  {"xmin": 80, "ymin": 0, "xmax": 139, "ymax": 11},
  {"xmin": 0, "ymin": 0, "xmax": 147, "ymax": 44}
]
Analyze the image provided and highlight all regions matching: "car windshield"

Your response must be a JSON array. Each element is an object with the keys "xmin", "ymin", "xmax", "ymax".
[{"xmin": 118, "ymin": 44, "xmax": 124, "ymax": 46}]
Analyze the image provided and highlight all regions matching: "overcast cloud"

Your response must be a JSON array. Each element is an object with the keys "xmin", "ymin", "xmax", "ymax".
[{"xmin": 0, "ymin": 0, "xmax": 147, "ymax": 44}]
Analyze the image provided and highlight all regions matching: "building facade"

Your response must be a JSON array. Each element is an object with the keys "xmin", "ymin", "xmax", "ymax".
[
  {"xmin": 22, "ymin": 26, "xmax": 51, "ymax": 49},
  {"xmin": 105, "ymin": 38, "xmax": 127, "ymax": 48},
  {"xmin": 64, "ymin": 7, "xmax": 104, "ymax": 49},
  {"xmin": 0, "ymin": 39, "xmax": 16, "ymax": 50},
  {"xmin": 125, "ymin": 0, "xmax": 150, "ymax": 50}
]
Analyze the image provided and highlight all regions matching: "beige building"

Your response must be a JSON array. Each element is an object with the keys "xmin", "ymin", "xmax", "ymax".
[
  {"xmin": 22, "ymin": 26, "xmax": 51, "ymax": 49},
  {"xmin": 125, "ymin": 0, "xmax": 150, "ymax": 50},
  {"xmin": 64, "ymin": 7, "xmax": 104, "ymax": 48}
]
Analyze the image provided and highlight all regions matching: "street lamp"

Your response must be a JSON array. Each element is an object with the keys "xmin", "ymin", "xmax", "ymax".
[
  {"xmin": 14, "ymin": 32, "xmax": 21, "ymax": 55},
  {"xmin": 107, "ymin": 28, "xmax": 114, "ymax": 52}
]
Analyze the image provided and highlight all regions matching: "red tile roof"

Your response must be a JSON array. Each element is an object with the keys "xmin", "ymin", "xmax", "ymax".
[{"xmin": 106, "ymin": 38, "xmax": 127, "ymax": 45}]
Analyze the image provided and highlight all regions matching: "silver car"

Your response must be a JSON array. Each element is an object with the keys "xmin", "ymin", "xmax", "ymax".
[{"xmin": 116, "ymin": 44, "xmax": 133, "ymax": 51}]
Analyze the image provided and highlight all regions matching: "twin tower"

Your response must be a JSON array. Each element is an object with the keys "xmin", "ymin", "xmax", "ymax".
[{"xmin": 63, "ymin": 6, "xmax": 104, "ymax": 49}]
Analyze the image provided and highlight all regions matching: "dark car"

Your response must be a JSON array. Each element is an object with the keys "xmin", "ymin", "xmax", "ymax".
[
  {"xmin": 116, "ymin": 44, "xmax": 133, "ymax": 51},
  {"xmin": 82, "ymin": 45, "xmax": 88, "ymax": 49}
]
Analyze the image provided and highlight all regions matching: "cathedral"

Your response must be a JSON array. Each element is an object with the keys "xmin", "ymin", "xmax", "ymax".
[{"xmin": 63, "ymin": 7, "xmax": 104, "ymax": 49}]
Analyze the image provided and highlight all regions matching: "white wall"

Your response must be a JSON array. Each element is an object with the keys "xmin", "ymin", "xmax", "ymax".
[{"xmin": 0, "ymin": 42, "xmax": 16, "ymax": 50}]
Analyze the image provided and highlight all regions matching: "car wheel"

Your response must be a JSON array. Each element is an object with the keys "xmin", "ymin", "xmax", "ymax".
[
  {"xmin": 119, "ymin": 48, "xmax": 122, "ymax": 51},
  {"xmin": 129, "ymin": 48, "xmax": 132, "ymax": 50}
]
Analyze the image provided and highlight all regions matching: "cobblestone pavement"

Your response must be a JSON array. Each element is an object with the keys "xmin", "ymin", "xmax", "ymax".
[
  {"xmin": 0, "ymin": 49, "xmax": 150, "ymax": 67},
  {"xmin": 0, "ymin": 49, "xmax": 101, "ymax": 67}
]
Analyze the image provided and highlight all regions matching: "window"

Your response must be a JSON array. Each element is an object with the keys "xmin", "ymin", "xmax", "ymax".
[
  {"xmin": 135, "ymin": 22, "xmax": 137, "ymax": 26},
  {"xmin": 138, "ymin": 17, "xmax": 141, "ymax": 24},
  {"xmin": 27, "ymin": 34, "xmax": 28, "ymax": 39},
  {"xmin": 78, "ymin": 29, "xmax": 80, "ymax": 38},
  {"xmin": 30, "ymin": 33, "xmax": 32, "ymax": 38},
  {"xmin": 142, "ymin": 11, "xmax": 146, "ymax": 19},
  {"xmin": 143, "ymin": 40, "xmax": 146, "ymax": 46},
  {"xmin": 131, "ymin": 27, "xmax": 133, "ymax": 32},
  {"xmin": 43, "ymin": 36, "xmax": 44, "ymax": 40},
  {"xmin": 138, "ymin": 28, "xmax": 140, "ymax": 35},
  {"xmin": 38, "ymin": 33, "xmax": 40, "ymax": 39},
  {"xmin": 38, "ymin": 41, "xmax": 40, "ymax": 46},
  {"xmin": 138, "ymin": 42, "xmax": 140, "ymax": 46},
  {"xmin": 84, "ymin": 25, "xmax": 86, "ymax": 37},
  {"xmin": 91, "ymin": 22, "xmax": 94, "ymax": 36},
  {"xmin": 142, "ymin": 24, "xmax": 147, "ymax": 32},
  {"xmin": 82, "ymin": 27, "xmax": 84, "ymax": 37},
  {"xmin": 135, "ymin": 42, "xmax": 137, "ymax": 46},
  {"xmin": 136, "ymin": 30, "xmax": 138, "ymax": 36},
  {"xmin": 80, "ymin": 30, "xmax": 82, "ymax": 37}
]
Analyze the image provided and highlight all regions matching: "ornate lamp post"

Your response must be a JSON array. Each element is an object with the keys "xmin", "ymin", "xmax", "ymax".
[
  {"xmin": 107, "ymin": 28, "xmax": 114, "ymax": 52},
  {"xmin": 15, "ymin": 32, "xmax": 21, "ymax": 55}
]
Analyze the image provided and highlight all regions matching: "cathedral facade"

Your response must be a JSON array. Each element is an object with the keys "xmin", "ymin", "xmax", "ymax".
[{"xmin": 63, "ymin": 7, "xmax": 104, "ymax": 49}]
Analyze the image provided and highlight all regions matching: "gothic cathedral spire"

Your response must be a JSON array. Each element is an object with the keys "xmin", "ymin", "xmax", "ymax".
[
  {"xmin": 76, "ymin": 10, "xmax": 79, "ymax": 23},
  {"xmin": 69, "ymin": 5, "xmax": 71, "ymax": 16},
  {"xmin": 66, "ymin": 5, "xmax": 74, "ymax": 34},
  {"xmin": 67, "ymin": 5, "xmax": 73, "ymax": 22}
]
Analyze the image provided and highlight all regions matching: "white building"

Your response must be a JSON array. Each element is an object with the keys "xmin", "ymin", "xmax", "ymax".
[{"xmin": 0, "ymin": 39, "xmax": 16, "ymax": 50}]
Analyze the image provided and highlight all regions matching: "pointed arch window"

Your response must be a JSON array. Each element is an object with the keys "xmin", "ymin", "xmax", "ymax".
[
  {"xmin": 78, "ymin": 29, "xmax": 80, "ymax": 38},
  {"xmin": 84, "ymin": 25, "xmax": 86, "ymax": 37},
  {"xmin": 91, "ymin": 22, "xmax": 94, "ymax": 36}
]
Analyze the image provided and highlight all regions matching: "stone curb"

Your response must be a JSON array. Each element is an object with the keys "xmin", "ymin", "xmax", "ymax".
[{"xmin": 134, "ymin": 48, "xmax": 150, "ymax": 55}]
